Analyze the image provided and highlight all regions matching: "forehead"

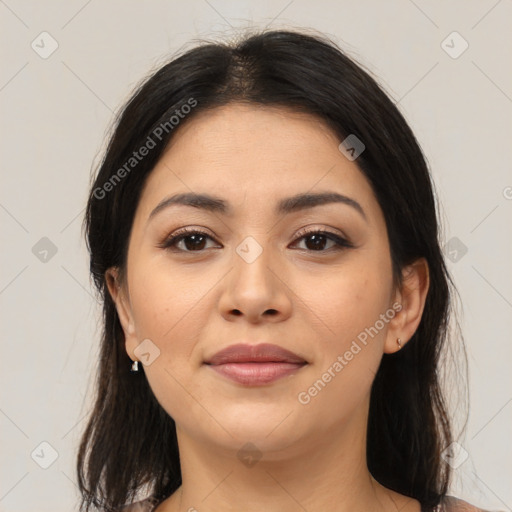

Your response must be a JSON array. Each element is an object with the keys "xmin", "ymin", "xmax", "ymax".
[
  {"xmin": 135, "ymin": 103, "xmax": 380, "ymax": 222},
  {"xmin": 163, "ymin": 102, "xmax": 344, "ymax": 170}
]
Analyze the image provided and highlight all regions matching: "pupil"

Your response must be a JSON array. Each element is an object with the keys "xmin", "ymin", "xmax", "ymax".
[
  {"xmin": 306, "ymin": 234, "xmax": 326, "ymax": 250},
  {"xmin": 186, "ymin": 235, "xmax": 206, "ymax": 250}
]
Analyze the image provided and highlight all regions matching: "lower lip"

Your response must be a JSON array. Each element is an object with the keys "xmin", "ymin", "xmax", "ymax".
[{"xmin": 207, "ymin": 362, "xmax": 306, "ymax": 385}]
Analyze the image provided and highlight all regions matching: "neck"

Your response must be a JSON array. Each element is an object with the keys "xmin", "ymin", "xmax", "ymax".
[{"xmin": 157, "ymin": 403, "xmax": 419, "ymax": 512}]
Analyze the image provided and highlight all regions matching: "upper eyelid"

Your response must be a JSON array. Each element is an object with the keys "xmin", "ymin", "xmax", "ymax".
[
  {"xmin": 167, "ymin": 226, "xmax": 346, "ymax": 240},
  {"xmin": 294, "ymin": 225, "xmax": 347, "ymax": 239}
]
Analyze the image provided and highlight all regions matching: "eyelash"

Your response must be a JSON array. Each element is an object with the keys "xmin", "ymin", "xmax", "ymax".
[{"xmin": 158, "ymin": 227, "xmax": 354, "ymax": 254}]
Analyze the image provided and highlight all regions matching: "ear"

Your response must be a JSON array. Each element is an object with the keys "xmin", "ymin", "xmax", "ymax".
[
  {"xmin": 383, "ymin": 257, "xmax": 430, "ymax": 354},
  {"xmin": 105, "ymin": 267, "xmax": 138, "ymax": 360}
]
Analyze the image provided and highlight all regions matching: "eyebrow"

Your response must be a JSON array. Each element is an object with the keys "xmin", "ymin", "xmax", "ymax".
[{"xmin": 148, "ymin": 191, "xmax": 367, "ymax": 222}]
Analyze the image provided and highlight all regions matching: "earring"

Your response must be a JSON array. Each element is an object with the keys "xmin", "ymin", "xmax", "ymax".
[
  {"xmin": 130, "ymin": 360, "xmax": 140, "ymax": 372},
  {"xmin": 397, "ymin": 338, "xmax": 402, "ymax": 350}
]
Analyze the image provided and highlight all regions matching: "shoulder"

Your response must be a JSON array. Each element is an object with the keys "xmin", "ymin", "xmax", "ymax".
[
  {"xmin": 120, "ymin": 495, "xmax": 502, "ymax": 512},
  {"xmin": 442, "ymin": 496, "xmax": 503, "ymax": 512}
]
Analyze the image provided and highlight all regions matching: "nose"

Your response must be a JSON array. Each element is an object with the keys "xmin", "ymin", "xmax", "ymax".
[{"xmin": 218, "ymin": 241, "xmax": 292, "ymax": 324}]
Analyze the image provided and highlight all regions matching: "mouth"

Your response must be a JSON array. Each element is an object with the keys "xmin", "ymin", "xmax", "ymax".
[{"xmin": 204, "ymin": 343, "xmax": 308, "ymax": 386}]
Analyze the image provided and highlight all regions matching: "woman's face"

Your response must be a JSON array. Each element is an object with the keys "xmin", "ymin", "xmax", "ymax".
[{"xmin": 110, "ymin": 103, "xmax": 408, "ymax": 456}]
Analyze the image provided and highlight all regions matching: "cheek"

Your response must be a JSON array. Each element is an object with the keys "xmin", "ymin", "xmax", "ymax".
[
  {"xmin": 127, "ymin": 263, "xmax": 216, "ymax": 424},
  {"xmin": 128, "ymin": 260, "xmax": 214, "ymax": 343},
  {"xmin": 301, "ymin": 256, "xmax": 393, "ymax": 349},
  {"xmin": 294, "ymin": 269, "xmax": 392, "ymax": 424}
]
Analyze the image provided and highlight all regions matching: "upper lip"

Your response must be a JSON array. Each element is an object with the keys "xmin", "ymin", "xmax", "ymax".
[{"xmin": 205, "ymin": 343, "xmax": 307, "ymax": 365}]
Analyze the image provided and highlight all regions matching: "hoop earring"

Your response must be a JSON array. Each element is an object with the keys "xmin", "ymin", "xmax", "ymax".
[
  {"xmin": 130, "ymin": 360, "xmax": 140, "ymax": 372},
  {"xmin": 397, "ymin": 338, "xmax": 402, "ymax": 350}
]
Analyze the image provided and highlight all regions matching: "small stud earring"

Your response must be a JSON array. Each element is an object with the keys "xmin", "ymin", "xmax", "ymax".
[
  {"xmin": 397, "ymin": 338, "xmax": 402, "ymax": 350},
  {"xmin": 130, "ymin": 360, "xmax": 140, "ymax": 372}
]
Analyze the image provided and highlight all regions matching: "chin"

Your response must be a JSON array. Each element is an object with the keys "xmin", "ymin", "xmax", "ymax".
[
  {"xmin": 181, "ymin": 402, "xmax": 304, "ymax": 451},
  {"xmin": 220, "ymin": 404, "xmax": 304, "ymax": 446}
]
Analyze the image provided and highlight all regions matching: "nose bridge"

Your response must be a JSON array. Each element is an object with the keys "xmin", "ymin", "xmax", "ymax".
[
  {"xmin": 232, "ymin": 234, "xmax": 276, "ymax": 301},
  {"xmin": 219, "ymin": 234, "xmax": 291, "ymax": 322}
]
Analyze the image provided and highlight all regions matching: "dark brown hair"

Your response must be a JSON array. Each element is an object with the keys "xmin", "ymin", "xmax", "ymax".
[{"xmin": 78, "ymin": 28, "xmax": 465, "ymax": 511}]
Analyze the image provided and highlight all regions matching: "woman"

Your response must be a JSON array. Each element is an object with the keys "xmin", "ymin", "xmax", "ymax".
[{"xmin": 77, "ymin": 29, "xmax": 499, "ymax": 512}]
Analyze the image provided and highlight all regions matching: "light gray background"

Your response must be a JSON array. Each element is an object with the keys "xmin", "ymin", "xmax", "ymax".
[{"xmin": 1, "ymin": 1, "xmax": 511, "ymax": 511}]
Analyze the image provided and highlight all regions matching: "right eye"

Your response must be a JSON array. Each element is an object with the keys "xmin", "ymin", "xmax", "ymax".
[{"xmin": 159, "ymin": 228, "xmax": 222, "ymax": 252}]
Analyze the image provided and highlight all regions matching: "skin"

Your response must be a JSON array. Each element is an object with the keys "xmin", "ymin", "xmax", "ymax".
[{"xmin": 107, "ymin": 103, "xmax": 430, "ymax": 512}]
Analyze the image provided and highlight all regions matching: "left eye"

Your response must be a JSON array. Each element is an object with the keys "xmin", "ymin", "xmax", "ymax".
[
  {"xmin": 291, "ymin": 231, "xmax": 352, "ymax": 252},
  {"xmin": 160, "ymin": 229, "xmax": 352, "ymax": 253}
]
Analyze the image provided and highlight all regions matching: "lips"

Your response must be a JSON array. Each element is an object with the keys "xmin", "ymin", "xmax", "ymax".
[
  {"xmin": 205, "ymin": 343, "xmax": 307, "ymax": 365},
  {"xmin": 204, "ymin": 343, "xmax": 307, "ymax": 386}
]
